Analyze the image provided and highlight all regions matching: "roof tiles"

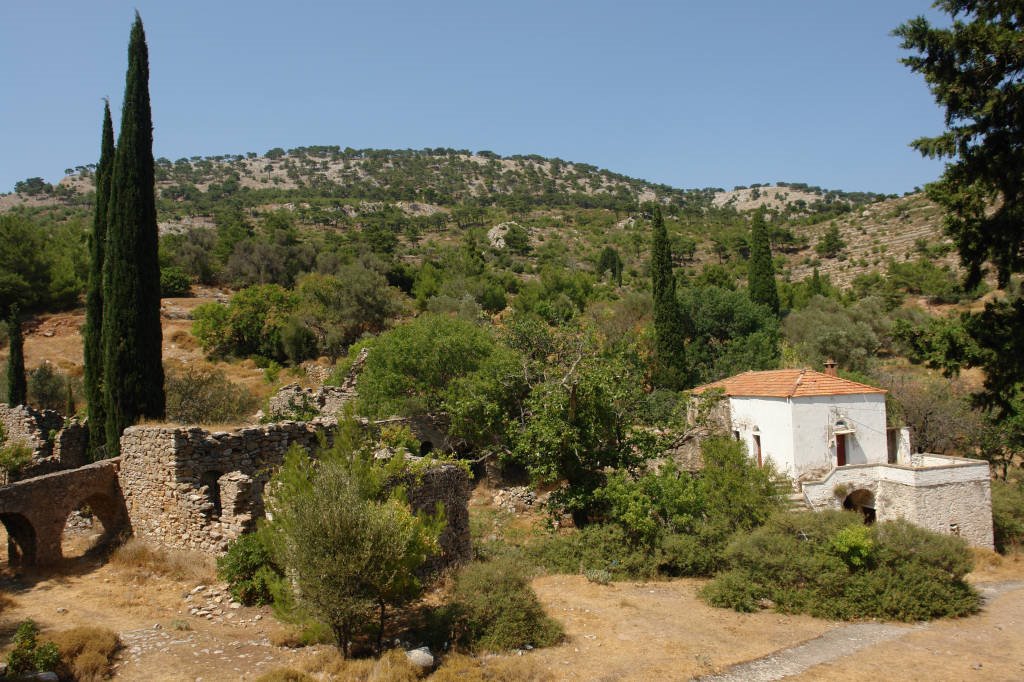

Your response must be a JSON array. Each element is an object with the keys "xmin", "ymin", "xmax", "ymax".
[{"xmin": 692, "ymin": 369, "xmax": 886, "ymax": 398}]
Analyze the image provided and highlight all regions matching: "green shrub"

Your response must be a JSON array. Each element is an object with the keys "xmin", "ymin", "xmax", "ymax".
[
  {"xmin": 530, "ymin": 524, "xmax": 660, "ymax": 580},
  {"xmin": 218, "ymin": 532, "xmax": 282, "ymax": 606},
  {"xmin": 449, "ymin": 558, "xmax": 563, "ymax": 652},
  {"xmin": 27, "ymin": 363, "xmax": 67, "ymax": 412},
  {"xmin": 992, "ymin": 478, "xmax": 1024, "ymax": 553},
  {"xmin": 164, "ymin": 365, "xmax": 258, "ymax": 425},
  {"xmin": 7, "ymin": 620, "xmax": 60, "ymax": 675},
  {"xmin": 0, "ymin": 441, "xmax": 33, "ymax": 476},
  {"xmin": 701, "ymin": 511, "xmax": 981, "ymax": 622},
  {"xmin": 160, "ymin": 265, "xmax": 192, "ymax": 297}
]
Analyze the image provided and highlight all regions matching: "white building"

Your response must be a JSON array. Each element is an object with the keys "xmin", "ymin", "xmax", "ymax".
[{"xmin": 693, "ymin": 366, "xmax": 995, "ymax": 549}]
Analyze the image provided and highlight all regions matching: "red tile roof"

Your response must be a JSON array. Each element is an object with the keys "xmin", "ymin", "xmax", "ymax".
[{"xmin": 692, "ymin": 369, "xmax": 886, "ymax": 398}]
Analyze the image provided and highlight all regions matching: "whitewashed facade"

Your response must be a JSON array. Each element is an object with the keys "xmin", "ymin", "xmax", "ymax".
[{"xmin": 694, "ymin": 368, "xmax": 994, "ymax": 548}]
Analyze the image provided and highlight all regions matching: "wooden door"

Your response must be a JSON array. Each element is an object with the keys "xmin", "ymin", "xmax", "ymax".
[
  {"xmin": 754, "ymin": 435, "xmax": 762, "ymax": 467},
  {"xmin": 836, "ymin": 434, "xmax": 847, "ymax": 467}
]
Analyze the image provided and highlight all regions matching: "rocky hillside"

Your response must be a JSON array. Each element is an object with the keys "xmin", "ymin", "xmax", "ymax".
[{"xmin": 1, "ymin": 147, "xmax": 953, "ymax": 293}]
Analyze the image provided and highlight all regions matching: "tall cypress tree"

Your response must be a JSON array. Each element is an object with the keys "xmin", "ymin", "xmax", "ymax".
[
  {"xmin": 84, "ymin": 101, "xmax": 114, "ymax": 455},
  {"xmin": 6, "ymin": 305, "xmax": 26, "ymax": 407},
  {"xmin": 650, "ymin": 205, "xmax": 688, "ymax": 388},
  {"xmin": 103, "ymin": 13, "xmax": 165, "ymax": 453},
  {"xmin": 748, "ymin": 209, "xmax": 780, "ymax": 315}
]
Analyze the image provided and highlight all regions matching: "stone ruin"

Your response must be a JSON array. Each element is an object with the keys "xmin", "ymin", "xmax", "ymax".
[
  {"xmin": 117, "ymin": 417, "xmax": 471, "ymax": 567},
  {"xmin": 0, "ymin": 403, "xmax": 88, "ymax": 486},
  {"xmin": 0, "ymin": 408, "xmax": 470, "ymax": 570}
]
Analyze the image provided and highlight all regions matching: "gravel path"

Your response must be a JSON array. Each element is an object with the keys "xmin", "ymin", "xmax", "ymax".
[{"xmin": 693, "ymin": 581, "xmax": 1024, "ymax": 682}]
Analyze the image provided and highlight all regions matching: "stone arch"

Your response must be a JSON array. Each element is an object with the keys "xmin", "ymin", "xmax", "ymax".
[
  {"xmin": 0, "ymin": 513, "xmax": 37, "ymax": 567},
  {"xmin": 61, "ymin": 491, "xmax": 126, "ymax": 557},
  {"xmin": 843, "ymin": 489, "xmax": 876, "ymax": 524},
  {"xmin": 419, "ymin": 440, "xmax": 434, "ymax": 457}
]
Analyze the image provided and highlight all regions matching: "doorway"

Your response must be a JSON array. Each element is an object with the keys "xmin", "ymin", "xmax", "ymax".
[
  {"xmin": 753, "ymin": 434, "xmax": 762, "ymax": 467},
  {"xmin": 836, "ymin": 434, "xmax": 847, "ymax": 467}
]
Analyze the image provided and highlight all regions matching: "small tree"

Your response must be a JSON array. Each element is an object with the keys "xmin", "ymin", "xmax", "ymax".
[
  {"xmin": 650, "ymin": 206, "xmax": 688, "ymax": 388},
  {"xmin": 261, "ymin": 419, "xmax": 443, "ymax": 658},
  {"xmin": 747, "ymin": 209, "xmax": 780, "ymax": 314},
  {"xmin": 6, "ymin": 306, "xmax": 26, "ymax": 407},
  {"xmin": 816, "ymin": 224, "xmax": 846, "ymax": 258}
]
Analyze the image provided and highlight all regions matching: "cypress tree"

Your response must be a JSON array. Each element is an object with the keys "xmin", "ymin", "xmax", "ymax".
[
  {"xmin": 6, "ymin": 305, "xmax": 26, "ymax": 407},
  {"xmin": 650, "ymin": 205, "xmax": 688, "ymax": 388},
  {"xmin": 103, "ymin": 13, "xmax": 165, "ymax": 453},
  {"xmin": 84, "ymin": 101, "xmax": 114, "ymax": 455},
  {"xmin": 748, "ymin": 209, "xmax": 780, "ymax": 314}
]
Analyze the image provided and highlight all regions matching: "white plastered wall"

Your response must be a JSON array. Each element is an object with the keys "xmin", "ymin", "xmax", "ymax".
[
  {"xmin": 789, "ymin": 394, "xmax": 887, "ymax": 478},
  {"xmin": 727, "ymin": 396, "xmax": 795, "ymax": 475}
]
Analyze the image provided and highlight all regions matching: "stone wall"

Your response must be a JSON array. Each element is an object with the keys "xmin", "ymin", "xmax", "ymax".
[
  {"xmin": 117, "ymin": 418, "xmax": 472, "ymax": 569},
  {"xmin": 800, "ymin": 456, "xmax": 994, "ymax": 549},
  {"xmin": 0, "ymin": 404, "xmax": 88, "ymax": 485}
]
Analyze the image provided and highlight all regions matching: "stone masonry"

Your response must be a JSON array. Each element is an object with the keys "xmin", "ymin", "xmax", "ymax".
[
  {"xmin": 116, "ymin": 418, "xmax": 471, "ymax": 568},
  {"xmin": 0, "ymin": 403, "xmax": 88, "ymax": 485},
  {"xmin": 0, "ymin": 458, "xmax": 128, "ymax": 565}
]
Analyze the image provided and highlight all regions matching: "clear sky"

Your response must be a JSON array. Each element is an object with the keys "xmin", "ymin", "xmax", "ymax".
[{"xmin": 0, "ymin": 1, "xmax": 948, "ymax": 195}]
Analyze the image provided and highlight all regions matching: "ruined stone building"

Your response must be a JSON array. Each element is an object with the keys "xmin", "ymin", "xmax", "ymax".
[{"xmin": 0, "ymin": 402, "xmax": 471, "ymax": 569}]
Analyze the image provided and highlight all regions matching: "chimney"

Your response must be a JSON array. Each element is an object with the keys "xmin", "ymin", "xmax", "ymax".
[{"xmin": 823, "ymin": 358, "xmax": 838, "ymax": 377}]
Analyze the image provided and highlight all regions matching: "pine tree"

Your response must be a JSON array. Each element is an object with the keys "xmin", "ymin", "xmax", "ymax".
[
  {"xmin": 6, "ymin": 305, "xmax": 26, "ymax": 407},
  {"xmin": 103, "ymin": 13, "xmax": 165, "ymax": 453},
  {"xmin": 748, "ymin": 209, "xmax": 780, "ymax": 314},
  {"xmin": 650, "ymin": 205, "xmax": 688, "ymax": 388},
  {"xmin": 84, "ymin": 101, "xmax": 114, "ymax": 456}
]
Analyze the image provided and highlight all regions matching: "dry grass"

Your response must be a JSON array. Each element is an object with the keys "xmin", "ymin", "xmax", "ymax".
[
  {"xmin": 255, "ymin": 669, "xmax": 315, "ymax": 682},
  {"xmin": 301, "ymin": 647, "xmax": 423, "ymax": 681},
  {"xmin": 427, "ymin": 653, "xmax": 552, "ymax": 681},
  {"xmin": 45, "ymin": 626, "xmax": 120, "ymax": 682},
  {"xmin": 108, "ymin": 538, "xmax": 216, "ymax": 583}
]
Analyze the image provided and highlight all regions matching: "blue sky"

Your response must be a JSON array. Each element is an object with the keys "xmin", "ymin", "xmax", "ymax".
[{"xmin": 0, "ymin": 1, "xmax": 947, "ymax": 195}]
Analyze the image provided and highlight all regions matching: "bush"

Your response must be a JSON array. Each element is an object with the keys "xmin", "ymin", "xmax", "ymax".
[
  {"xmin": 218, "ymin": 532, "xmax": 282, "ymax": 606},
  {"xmin": 990, "ymin": 478, "xmax": 1024, "ymax": 553},
  {"xmin": 449, "ymin": 558, "xmax": 563, "ymax": 652},
  {"xmin": 46, "ymin": 626, "xmax": 120, "ymax": 682},
  {"xmin": 0, "ymin": 441, "xmax": 33, "ymax": 476},
  {"xmin": 192, "ymin": 284, "xmax": 298, "ymax": 361},
  {"xmin": 27, "ymin": 363, "xmax": 68, "ymax": 412},
  {"xmin": 160, "ymin": 265, "xmax": 192, "ymax": 297},
  {"xmin": 7, "ymin": 620, "xmax": 60, "ymax": 676},
  {"xmin": 164, "ymin": 365, "xmax": 258, "ymax": 425},
  {"xmin": 701, "ymin": 511, "xmax": 981, "ymax": 621},
  {"xmin": 530, "ymin": 524, "xmax": 660, "ymax": 580}
]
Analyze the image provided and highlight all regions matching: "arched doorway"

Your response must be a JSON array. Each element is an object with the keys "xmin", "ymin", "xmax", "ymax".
[
  {"xmin": 0, "ymin": 513, "xmax": 37, "ymax": 567},
  {"xmin": 61, "ymin": 492, "xmax": 124, "ymax": 560},
  {"xmin": 843, "ymin": 489, "xmax": 876, "ymax": 524}
]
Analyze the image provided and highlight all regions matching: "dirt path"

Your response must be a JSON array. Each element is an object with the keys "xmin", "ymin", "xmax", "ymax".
[{"xmin": 697, "ymin": 581, "xmax": 1024, "ymax": 682}]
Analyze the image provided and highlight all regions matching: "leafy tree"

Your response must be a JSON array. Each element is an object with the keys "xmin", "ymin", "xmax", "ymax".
[
  {"xmin": 261, "ymin": 424, "xmax": 442, "ymax": 657},
  {"xmin": 679, "ymin": 285, "xmax": 781, "ymax": 384},
  {"xmin": 295, "ymin": 265, "xmax": 403, "ymax": 359},
  {"xmin": 0, "ymin": 215, "xmax": 52, "ymax": 314},
  {"xmin": 192, "ymin": 284, "xmax": 298, "ymax": 361},
  {"xmin": 355, "ymin": 315, "xmax": 497, "ymax": 418},
  {"xmin": 597, "ymin": 246, "xmax": 624, "ymax": 286},
  {"xmin": 896, "ymin": 1, "xmax": 1024, "ymax": 288},
  {"xmin": 6, "ymin": 307, "xmax": 26, "ymax": 407},
  {"xmin": 783, "ymin": 296, "xmax": 890, "ymax": 372},
  {"xmin": 747, "ymin": 209, "xmax": 780, "ymax": 314},
  {"xmin": 815, "ymin": 224, "xmax": 846, "ymax": 258},
  {"xmin": 897, "ymin": 2, "xmax": 1024, "ymax": 419},
  {"xmin": 103, "ymin": 13, "xmax": 165, "ymax": 451},
  {"xmin": 84, "ymin": 102, "xmax": 114, "ymax": 456},
  {"xmin": 650, "ymin": 206, "xmax": 688, "ymax": 388}
]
